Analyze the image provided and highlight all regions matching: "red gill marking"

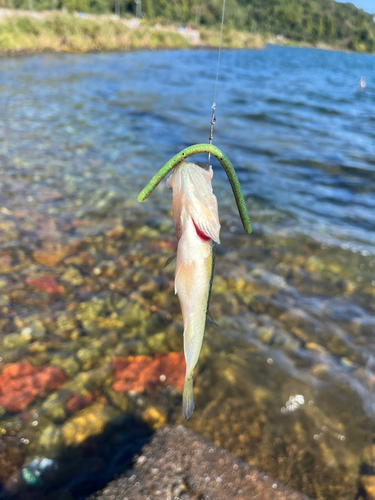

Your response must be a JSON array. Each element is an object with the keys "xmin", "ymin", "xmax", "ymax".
[{"xmin": 192, "ymin": 220, "xmax": 211, "ymax": 242}]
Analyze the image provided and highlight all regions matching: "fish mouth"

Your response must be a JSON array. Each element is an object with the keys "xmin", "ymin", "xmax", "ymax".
[{"xmin": 192, "ymin": 219, "xmax": 211, "ymax": 242}]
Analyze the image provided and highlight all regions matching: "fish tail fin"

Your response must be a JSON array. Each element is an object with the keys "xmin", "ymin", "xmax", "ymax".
[{"xmin": 182, "ymin": 375, "xmax": 195, "ymax": 420}]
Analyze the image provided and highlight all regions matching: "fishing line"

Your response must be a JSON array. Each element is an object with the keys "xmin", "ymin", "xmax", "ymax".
[
  {"xmin": 138, "ymin": 0, "xmax": 252, "ymax": 235},
  {"xmin": 208, "ymin": 0, "xmax": 227, "ymax": 167}
]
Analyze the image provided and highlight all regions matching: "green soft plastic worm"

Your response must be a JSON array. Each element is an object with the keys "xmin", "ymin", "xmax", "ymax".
[{"xmin": 137, "ymin": 144, "xmax": 252, "ymax": 235}]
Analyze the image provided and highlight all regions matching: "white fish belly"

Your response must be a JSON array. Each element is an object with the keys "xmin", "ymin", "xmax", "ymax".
[{"xmin": 175, "ymin": 217, "xmax": 213, "ymax": 419}]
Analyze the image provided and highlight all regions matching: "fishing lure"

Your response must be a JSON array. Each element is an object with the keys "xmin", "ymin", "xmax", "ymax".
[
  {"xmin": 138, "ymin": 144, "xmax": 252, "ymax": 419},
  {"xmin": 138, "ymin": 144, "xmax": 252, "ymax": 235}
]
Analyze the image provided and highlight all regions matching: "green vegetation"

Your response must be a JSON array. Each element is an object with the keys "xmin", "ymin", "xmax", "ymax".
[
  {"xmin": 139, "ymin": 0, "xmax": 375, "ymax": 52},
  {"xmin": 1, "ymin": 0, "xmax": 375, "ymax": 53},
  {"xmin": 0, "ymin": 14, "xmax": 192, "ymax": 54}
]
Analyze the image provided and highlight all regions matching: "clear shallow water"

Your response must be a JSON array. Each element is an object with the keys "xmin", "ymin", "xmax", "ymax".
[
  {"xmin": 1, "ymin": 47, "xmax": 375, "ymax": 252},
  {"xmin": 0, "ymin": 46, "xmax": 375, "ymax": 500}
]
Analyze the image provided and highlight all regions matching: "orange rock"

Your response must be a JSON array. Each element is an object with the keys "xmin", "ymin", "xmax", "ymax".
[
  {"xmin": 66, "ymin": 392, "xmax": 96, "ymax": 413},
  {"xmin": 32, "ymin": 247, "xmax": 67, "ymax": 267},
  {"xmin": 27, "ymin": 276, "xmax": 62, "ymax": 294},
  {"xmin": 111, "ymin": 352, "xmax": 185, "ymax": 394},
  {"xmin": 0, "ymin": 361, "xmax": 68, "ymax": 412}
]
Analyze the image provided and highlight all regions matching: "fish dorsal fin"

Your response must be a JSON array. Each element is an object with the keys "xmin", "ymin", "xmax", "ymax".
[{"xmin": 163, "ymin": 254, "xmax": 176, "ymax": 269}]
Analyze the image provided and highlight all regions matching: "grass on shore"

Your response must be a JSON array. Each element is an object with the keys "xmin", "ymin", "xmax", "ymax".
[
  {"xmin": 200, "ymin": 28, "xmax": 264, "ymax": 50},
  {"xmin": 0, "ymin": 13, "xmax": 265, "ymax": 56},
  {"xmin": 0, "ymin": 14, "xmax": 191, "ymax": 55}
]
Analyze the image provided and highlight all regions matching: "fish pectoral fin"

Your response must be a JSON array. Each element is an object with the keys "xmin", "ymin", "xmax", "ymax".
[
  {"xmin": 207, "ymin": 311, "xmax": 219, "ymax": 328},
  {"xmin": 185, "ymin": 198, "xmax": 221, "ymax": 244},
  {"xmin": 163, "ymin": 254, "xmax": 176, "ymax": 269}
]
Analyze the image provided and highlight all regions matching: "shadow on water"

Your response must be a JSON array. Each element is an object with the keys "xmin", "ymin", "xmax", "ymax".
[{"xmin": 0, "ymin": 415, "xmax": 154, "ymax": 500}]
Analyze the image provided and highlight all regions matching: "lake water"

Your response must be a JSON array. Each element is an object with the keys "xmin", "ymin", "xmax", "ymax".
[{"xmin": 0, "ymin": 45, "xmax": 375, "ymax": 500}]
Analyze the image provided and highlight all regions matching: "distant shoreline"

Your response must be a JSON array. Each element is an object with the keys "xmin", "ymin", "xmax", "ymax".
[
  {"xmin": 0, "ymin": 9, "xmax": 371, "ymax": 58},
  {"xmin": 0, "ymin": 9, "xmax": 264, "ymax": 57}
]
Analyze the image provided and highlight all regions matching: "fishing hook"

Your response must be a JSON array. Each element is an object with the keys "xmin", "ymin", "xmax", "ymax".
[
  {"xmin": 137, "ymin": 143, "xmax": 252, "ymax": 235},
  {"xmin": 207, "ymin": 104, "xmax": 216, "ymax": 168}
]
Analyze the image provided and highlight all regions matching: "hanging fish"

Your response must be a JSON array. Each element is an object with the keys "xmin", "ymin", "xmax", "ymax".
[
  {"xmin": 166, "ymin": 161, "xmax": 220, "ymax": 420},
  {"xmin": 138, "ymin": 144, "xmax": 252, "ymax": 419}
]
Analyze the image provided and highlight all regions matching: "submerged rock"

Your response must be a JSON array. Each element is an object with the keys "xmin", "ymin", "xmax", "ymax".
[
  {"xmin": 111, "ymin": 352, "xmax": 185, "ymax": 394},
  {"xmin": 27, "ymin": 276, "xmax": 62, "ymax": 294},
  {"xmin": 61, "ymin": 400, "xmax": 119, "ymax": 447},
  {"xmin": 32, "ymin": 248, "xmax": 67, "ymax": 267},
  {"xmin": 0, "ymin": 433, "xmax": 27, "ymax": 484},
  {"xmin": 89, "ymin": 425, "xmax": 311, "ymax": 500},
  {"xmin": 61, "ymin": 266, "xmax": 84, "ymax": 286},
  {"xmin": 36, "ymin": 424, "xmax": 64, "ymax": 456},
  {"xmin": 141, "ymin": 406, "xmax": 166, "ymax": 430},
  {"xmin": 0, "ymin": 333, "xmax": 30, "ymax": 350},
  {"xmin": 0, "ymin": 362, "xmax": 68, "ymax": 412}
]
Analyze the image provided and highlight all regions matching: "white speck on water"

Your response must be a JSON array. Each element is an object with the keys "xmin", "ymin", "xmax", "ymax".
[
  {"xmin": 281, "ymin": 394, "xmax": 305, "ymax": 413},
  {"xmin": 21, "ymin": 327, "xmax": 32, "ymax": 338}
]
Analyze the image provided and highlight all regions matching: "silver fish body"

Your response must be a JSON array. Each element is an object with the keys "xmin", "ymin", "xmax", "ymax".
[{"xmin": 166, "ymin": 161, "xmax": 220, "ymax": 420}]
